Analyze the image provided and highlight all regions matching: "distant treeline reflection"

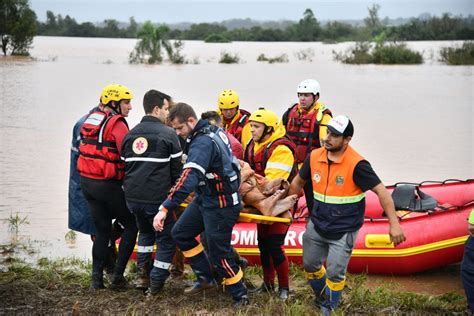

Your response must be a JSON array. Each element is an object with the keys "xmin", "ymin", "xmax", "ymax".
[{"xmin": 37, "ymin": 7, "xmax": 474, "ymax": 42}]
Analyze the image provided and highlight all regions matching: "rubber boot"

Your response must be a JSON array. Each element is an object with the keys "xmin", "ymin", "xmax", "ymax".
[
  {"xmin": 309, "ymin": 276, "xmax": 326, "ymax": 307},
  {"xmin": 321, "ymin": 286, "xmax": 343, "ymax": 316}
]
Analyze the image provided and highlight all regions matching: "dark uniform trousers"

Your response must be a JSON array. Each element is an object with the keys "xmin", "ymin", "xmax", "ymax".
[
  {"xmin": 127, "ymin": 201, "xmax": 176, "ymax": 285},
  {"xmin": 171, "ymin": 198, "xmax": 246, "ymax": 300}
]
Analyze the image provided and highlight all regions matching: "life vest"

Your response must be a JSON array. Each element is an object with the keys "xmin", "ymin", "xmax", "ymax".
[
  {"xmin": 244, "ymin": 136, "xmax": 298, "ymax": 182},
  {"xmin": 77, "ymin": 111, "xmax": 128, "ymax": 180},
  {"xmin": 223, "ymin": 109, "xmax": 250, "ymax": 142},
  {"xmin": 283, "ymin": 103, "xmax": 332, "ymax": 164},
  {"xmin": 192, "ymin": 125, "xmax": 241, "ymax": 208},
  {"xmin": 309, "ymin": 146, "xmax": 366, "ymax": 237}
]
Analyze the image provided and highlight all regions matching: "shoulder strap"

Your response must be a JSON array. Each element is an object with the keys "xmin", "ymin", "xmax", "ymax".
[{"xmin": 282, "ymin": 103, "xmax": 298, "ymax": 126}]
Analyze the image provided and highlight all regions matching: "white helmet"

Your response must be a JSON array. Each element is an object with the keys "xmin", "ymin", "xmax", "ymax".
[{"xmin": 297, "ymin": 79, "xmax": 320, "ymax": 95}]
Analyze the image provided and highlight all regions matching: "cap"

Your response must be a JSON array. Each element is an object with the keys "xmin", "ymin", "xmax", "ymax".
[{"xmin": 327, "ymin": 115, "xmax": 354, "ymax": 137}]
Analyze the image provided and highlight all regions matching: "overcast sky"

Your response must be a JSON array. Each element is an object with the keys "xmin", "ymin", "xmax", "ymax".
[{"xmin": 30, "ymin": 0, "xmax": 474, "ymax": 23}]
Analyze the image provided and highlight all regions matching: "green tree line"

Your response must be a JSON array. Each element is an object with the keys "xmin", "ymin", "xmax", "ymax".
[{"xmin": 37, "ymin": 8, "xmax": 474, "ymax": 42}]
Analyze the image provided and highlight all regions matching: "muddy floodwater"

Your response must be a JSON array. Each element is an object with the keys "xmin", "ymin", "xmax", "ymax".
[{"xmin": 0, "ymin": 36, "xmax": 472, "ymax": 296}]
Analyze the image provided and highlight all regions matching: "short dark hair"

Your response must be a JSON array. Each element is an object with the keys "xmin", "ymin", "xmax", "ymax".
[
  {"xmin": 201, "ymin": 111, "xmax": 222, "ymax": 125},
  {"xmin": 143, "ymin": 89, "xmax": 172, "ymax": 114},
  {"xmin": 168, "ymin": 102, "xmax": 197, "ymax": 123}
]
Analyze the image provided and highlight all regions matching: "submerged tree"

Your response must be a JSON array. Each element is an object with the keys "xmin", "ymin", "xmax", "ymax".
[
  {"xmin": 0, "ymin": 0, "xmax": 37, "ymax": 56},
  {"xmin": 129, "ymin": 21, "xmax": 185, "ymax": 64}
]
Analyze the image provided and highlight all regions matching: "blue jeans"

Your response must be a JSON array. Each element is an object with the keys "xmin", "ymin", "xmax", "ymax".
[
  {"xmin": 172, "ymin": 198, "xmax": 247, "ymax": 300},
  {"xmin": 127, "ymin": 201, "xmax": 176, "ymax": 285},
  {"xmin": 462, "ymin": 236, "xmax": 474, "ymax": 312}
]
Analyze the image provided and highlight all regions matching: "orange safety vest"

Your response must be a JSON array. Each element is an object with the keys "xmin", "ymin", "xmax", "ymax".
[
  {"xmin": 283, "ymin": 103, "xmax": 332, "ymax": 164},
  {"xmin": 77, "ymin": 111, "xmax": 127, "ymax": 180},
  {"xmin": 309, "ymin": 145, "xmax": 366, "ymax": 237}
]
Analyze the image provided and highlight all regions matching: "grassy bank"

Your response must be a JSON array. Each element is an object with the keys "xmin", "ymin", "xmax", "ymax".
[{"xmin": 0, "ymin": 256, "xmax": 467, "ymax": 315}]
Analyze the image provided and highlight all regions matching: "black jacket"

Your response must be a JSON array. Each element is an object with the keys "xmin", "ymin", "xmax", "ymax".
[{"xmin": 122, "ymin": 116, "xmax": 183, "ymax": 204}]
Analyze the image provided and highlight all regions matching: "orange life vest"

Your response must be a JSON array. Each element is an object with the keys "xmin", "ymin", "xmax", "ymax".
[{"xmin": 77, "ymin": 111, "xmax": 128, "ymax": 180}]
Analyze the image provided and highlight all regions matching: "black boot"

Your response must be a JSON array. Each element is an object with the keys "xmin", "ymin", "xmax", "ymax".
[
  {"xmin": 184, "ymin": 277, "xmax": 217, "ymax": 295},
  {"xmin": 109, "ymin": 274, "xmax": 128, "ymax": 290},
  {"xmin": 234, "ymin": 295, "xmax": 250, "ymax": 308},
  {"xmin": 147, "ymin": 281, "xmax": 165, "ymax": 295},
  {"xmin": 91, "ymin": 272, "xmax": 105, "ymax": 290},
  {"xmin": 248, "ymin": 282, "xmax": 274, "ymax": 294}
]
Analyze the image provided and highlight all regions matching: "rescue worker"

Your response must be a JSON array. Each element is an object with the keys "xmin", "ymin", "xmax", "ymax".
[
  {"xmin": 287, "ymin": 115, "xmax": 406, "ymax": 314},
  {"xmin": 244, "ymin": 108, "xmax": 297, "ymax": 301},
  {"xmin": 282, "ymin": 79, "xmax": 332, "ymax": 214},
  {"xmin": 153, "ymin": 103, "xmax": 249, "ymax": 307},
  {"xmin": 70, "ymin": 102, "xmax": 124, "ymax": 278},
  {"xmin": 77, "ymin": 84, "xmax": 138, "ymax": 290},
  {"xmin": 461, "ymin": 209, "xmax": 474, "ymax": 313},
  {"xmin": 201, "ymin": 110, "xmax": 244, "ymax": 160},
  {"xmin": 217, "ymin": 89, "xmax": 250, "ymax": 143},
  {"xmin": 121, "ymin": 90, "xmax": 183, "ymax": 294}
]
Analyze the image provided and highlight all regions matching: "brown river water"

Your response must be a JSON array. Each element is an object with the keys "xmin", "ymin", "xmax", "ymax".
[{"xmin": 0, "ymin": 36, "xmax": 472, "ymax": 295}]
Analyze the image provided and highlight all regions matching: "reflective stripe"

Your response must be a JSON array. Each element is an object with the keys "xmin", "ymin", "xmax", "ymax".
[
  {"xmin": 222, "ymin": 268, "xmax": 243, "ymax": 285},
  {"xmin": 206, "ymin": 173, "xmax": 216, "ymax": 179},
  {"xmin": 83, "ymin": 113, "xmax": 104, "ymax": 126},
  {"xmin": 326, "ymin": 277, "xmax": 345, "ymax": 291},
  {"xmin": 232, "ymin": 192, "xmax": 239, "ymax": 205},
  {"xmin": 182, "ymin": 243, "xmax": 204, "ymax": 258},
  {"xmin": 171, "ymin": 151, "xmax": 183, "ymax": 159},
  {"xmin": 137, "ymin": 246, "xmax": 154, "ymax": 253},
  {"xmin": 153, "ymin": 260, "xmax": 171, "ymax": 270},
  {"xmin": 124, "ymin": 157, "xmax": 172, "ymax": 163},
  {"xmin": 71, "ymin": 146, "xmax": 79, "ymax": 152},
  {"xmin": 229, "ymin": 175, "xmax": 238, "ymax": 182},
  {"xmin": 305, "ymin": 266, "xmax": 326, "ymax": 280},
  {"xmin": 183, "ymin": 162, "xmax": 206, "ymax": 175},
  {"xmin": 313, "ymin": 191, "xmax": 365, "ymax": 204},
  {"xmin": 266, "ymin": 161, "xmax": 293, "ymax": 173}
]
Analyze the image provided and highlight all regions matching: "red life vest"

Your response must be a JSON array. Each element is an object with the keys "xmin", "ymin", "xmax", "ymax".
[
  {"xmin": 244, "ymin": 136, "xmax": 297, "ymax": 181},
  {"xmin": 224, "ymin": 109, "xmax": 250, "ymax": 142},
  {"xmin": 77, "ymin": 111, "xmax": 128, "ymax": 180},
  {"xmin": 283, "ymin": 103, "xmax": 332, "ymax": 164}
]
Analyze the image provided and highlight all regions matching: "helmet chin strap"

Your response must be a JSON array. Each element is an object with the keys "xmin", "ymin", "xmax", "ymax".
[
  {"xmin": 108, "ymin": 101, "xmax": 121, "ymax": 115},
  {"xmin": 257, "ymin": 126, "xmax": 273, "ymax": 143}
]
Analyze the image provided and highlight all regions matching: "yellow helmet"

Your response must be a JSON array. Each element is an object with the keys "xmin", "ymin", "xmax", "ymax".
[
  {"xmin": 101, "ymin": 84, "xmax": 133, "ymax": 105},
  {"xmin": 218, "ymin": 89, "xmax": 239, "ymax": 110},
  {"xmin": 249, "ymin": 107, "xmax": 280, "ymax": 130}
]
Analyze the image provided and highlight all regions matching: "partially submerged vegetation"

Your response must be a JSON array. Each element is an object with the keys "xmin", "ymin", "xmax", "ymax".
[
  {"xmin": 257, "ymin": 53, "xmax": 289, "ymax": 63},
  {"xmin": 440, "ymin": 41, "xmax": 474, "ymax": 65},
  {"xmin": 129, "ymin": 21, "xmax": 186, "ymax": 64},
  {"xmin": 0, "ymin": 256, "xmax": 467, "ymax": 314},
  {"xmin": 333, "ymin": 40, "xmax": 423, "ymax": 65},
  {"xmin": 219, "ymin": 52, "xmax": 240, "ymax": 64}
]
